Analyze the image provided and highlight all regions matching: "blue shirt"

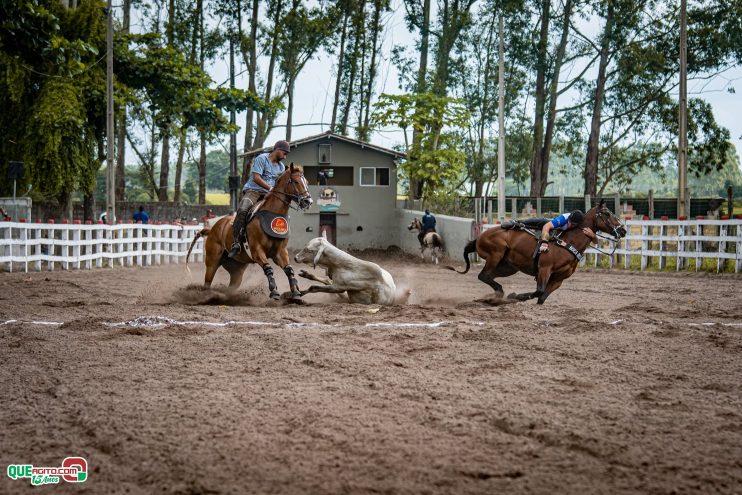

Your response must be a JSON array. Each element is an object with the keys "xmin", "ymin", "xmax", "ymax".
[
  {"xmin": 133, "ymin": 211, "xmax": 149, "ymax": 223},
  {"xmin": 550, "ymin": 212, "xmax": 576, "ymax": 229},
  {"xmin": 243, "ymin": 153, "xmax": 285, "ymax": 193},
  {"xmin": 421, "ymin": 213, "xmax": 436, "ymax": 230}
]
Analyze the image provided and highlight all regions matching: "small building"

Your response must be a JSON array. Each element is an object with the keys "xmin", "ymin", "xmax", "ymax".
[{"xmin": 240, "ymin": 132, "xmax": 405, "ymax": 250}]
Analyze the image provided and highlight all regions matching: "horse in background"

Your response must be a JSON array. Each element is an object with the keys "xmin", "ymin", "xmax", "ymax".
[
  {"xmin": 408, "ymin": 217, "xmax": 444, "ymax": 264},
  {"xmin": 447, "ymin": 199, "xmax": 627, "ymax": 304},
  {"xmin": 186, "ymin": 164, "xmax": 312, "ymax": 301}
]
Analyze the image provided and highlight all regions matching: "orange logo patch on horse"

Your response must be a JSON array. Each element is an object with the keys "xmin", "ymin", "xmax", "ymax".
[{"xmin": 270, "ymin": 217, "xmax": 289, "ymax": 236}]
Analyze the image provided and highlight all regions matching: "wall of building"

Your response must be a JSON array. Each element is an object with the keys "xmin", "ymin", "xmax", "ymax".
[
  {"xmin": 395, "ymin": 209, "xmax": 475, "ymax": 261},
  {"xmin": 286, "ymin": 137, "xmax": 400, "ymax": 251}
]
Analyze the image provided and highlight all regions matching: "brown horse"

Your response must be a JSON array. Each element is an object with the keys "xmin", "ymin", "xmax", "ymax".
[
  {"xmin": 186, "ymin": 164, "xmax": 312, "ymax": 300},
  {"xmin": 448, "ymin": 200, "xmax": 627, "ymax": 304}
]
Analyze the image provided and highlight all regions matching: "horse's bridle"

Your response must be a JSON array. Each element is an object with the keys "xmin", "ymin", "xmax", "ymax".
[
  {"xmin": 591, "ymin": 208, "xmax": 626, "ymax": 256},
  {"xmin": 271, "ymin": 171, "xmax": 312, "ymax": 210}
]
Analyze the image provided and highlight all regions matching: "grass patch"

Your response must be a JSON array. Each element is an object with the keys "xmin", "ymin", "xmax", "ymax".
[{"xmin": 205, "ymin": 192, "xmax": 230, "ymax": 205}]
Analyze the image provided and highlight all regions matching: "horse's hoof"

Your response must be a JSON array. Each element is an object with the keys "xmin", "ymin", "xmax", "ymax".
[
  {"xmin": 270, "ymin": 292, "xmax": 281, "ymax": 300},
  {"xmin": 289, "ymin": 296, "xmax": 305, "ymax": 305}
]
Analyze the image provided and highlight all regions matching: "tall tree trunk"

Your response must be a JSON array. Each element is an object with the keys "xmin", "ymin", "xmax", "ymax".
[
  {"xmin": 173, "ymin": 125, "xmax": 186, "ymax": 202},
  {"xmin": 540, "ymin": 0, "xmax": 572, "ymax": 194},
  {"xmin": 409, "ymin": 0, "xmax": 431, "ymax": 199},
  {"xmin": 584, "ymin": 1, "xmax": 615, "ymax": 196},
  {"xmin": 243, "ymin": 0, "xmax": 258, "ymax": 162},
  {"xmin": 158, "ymin": 125, "xmax": 170, "ymax": 201},
  {"xmin": 474, "ymin": 12, "xmax": 498, "ymax": 197},
  {"xmin": 286, "ymin": 80, "xmax": 294, "ymax": 141},
  {"xmin": 158, "ymin": 0, "xmax": 176, "ymax": 202},
  {"xmin": 360, "ymin": 0, "xmax": 383, "ymax": 141},
  {"xmin": 115, "ymin": 0, "xmax": 131, "ymax": 203},
  {"xmin": 331, "ymin": 3, "xmax": 350, "ymax": 132},
  {"xmin": 339, "ymin": 0, "xmax": 365, "ymax": 135},
  {"xmin": 254, "ymin": 0, "xmax": 283, "ymax": 149},
  {"xmin": 198, "ymin": 133, "xmax": 207, "ymax": 204},
  {"xmin": 528, "ymin": 0, "xmax": 550, "ymax": 197}
]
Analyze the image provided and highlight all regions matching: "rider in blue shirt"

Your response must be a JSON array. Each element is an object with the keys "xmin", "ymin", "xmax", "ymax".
[
  {"xmin": 539, "ymin": 210, "xmax": 595, "ymax": 253},
  {"xmin": 418, "ymin": 209, "xmax": 437, "ymax": 246},
  {"xmin": 228, "ymin": 140, "xmax": 290, "ymax": 258}
]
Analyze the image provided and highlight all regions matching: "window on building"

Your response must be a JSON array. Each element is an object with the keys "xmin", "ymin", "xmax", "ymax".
[
  {"xmin": 303, "ymin": 166, "xmax": 354, "ymax": 186},
  {"xmin": 318, "ymin": 144, "xmax": 332, "ymax": 164},
  {"xmin": 360, "ymin": 167, "xmax": 390, "ymax": 187}
]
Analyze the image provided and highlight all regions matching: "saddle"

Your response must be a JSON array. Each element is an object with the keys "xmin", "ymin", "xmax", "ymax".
[{"xmin": 501, "ymin": 217, "xmax": 550, "ymax": 232}]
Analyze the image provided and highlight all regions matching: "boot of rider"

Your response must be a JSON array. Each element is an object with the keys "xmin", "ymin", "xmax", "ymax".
[{"xmin": 228, "ymin": 207, "xmax": 251, "ymax": 258}]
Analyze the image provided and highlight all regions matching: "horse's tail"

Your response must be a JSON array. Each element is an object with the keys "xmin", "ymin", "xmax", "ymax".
[
  {"xmin": 446, "ymin": 239, "xmax": 476, "ymax": 274},
  {"xmin": 185, "ymin": 226, "xmax": 210, "ymax": 274}
]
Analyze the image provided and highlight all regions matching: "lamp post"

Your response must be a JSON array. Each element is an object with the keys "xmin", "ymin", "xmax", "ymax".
[
  {"xmin": 106, "ymin": 0, "xmax": 116, "ymax": 223},
  {"xmin": 677, "ymin": 0, "xmax": 688, "ymax": 219}
]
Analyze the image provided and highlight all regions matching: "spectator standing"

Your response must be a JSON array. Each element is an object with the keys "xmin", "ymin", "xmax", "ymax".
[{"xmin": 133, "ymin": 205, "xmax": 150, "ymax": 224}]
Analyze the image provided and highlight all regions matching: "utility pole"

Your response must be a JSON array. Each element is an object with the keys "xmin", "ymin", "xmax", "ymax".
[
  {"xmin": 677, "ymin": 0, "xmax": 688, "ymax": 219},
  {"xmin": 497, "ymin": 15, "xmax": 506, "ymax": 221},
  {"xmin": 229, "ymin": 35, "xmax": 238, "ymax": 211},
  {"xmin": 106, "ymin": 0, "xmax": 116, "ymax": 223}
]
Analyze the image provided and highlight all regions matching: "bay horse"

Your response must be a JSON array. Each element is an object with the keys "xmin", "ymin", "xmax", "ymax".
[
  {"xmin": 408, "ymin": 217, "xmax": 444, "ymax": 264},
  {"xmin": 186, "ymin": 164, "xmax": 312, "ymax": 301},
  {"xmin": 448, "ymin": 200, "xmax": 627, "ymax": 304}
]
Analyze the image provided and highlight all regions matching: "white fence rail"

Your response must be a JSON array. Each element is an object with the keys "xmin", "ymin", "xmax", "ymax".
[
  {"xmin": 0, "ymin": 222, "xmax": 204, "ymax": 273},
  {"xmin": 482, "ymin": 219, "xmax": 742, "ymax": 273}
]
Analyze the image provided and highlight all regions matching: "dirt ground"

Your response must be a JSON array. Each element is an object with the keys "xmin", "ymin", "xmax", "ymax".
[{"xmin": 1, "ymin": 249, "xmax": 741, "ymax": 494}]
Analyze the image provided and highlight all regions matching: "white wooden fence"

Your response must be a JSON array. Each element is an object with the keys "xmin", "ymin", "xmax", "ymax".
[
  {"xmin": 482, "ymin": 219, "xmax": 742, "ymax": 273},
  {"xmin": 0, "ymin": 222, "xmax": 204, "ymax": 273},
  {"xmin": 3, "ymin": 219, "xmax": 741, "ymax": 274}
]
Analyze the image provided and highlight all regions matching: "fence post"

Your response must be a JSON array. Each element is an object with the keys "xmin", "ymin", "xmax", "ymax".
[
  {"xmin": 72, "ymin": 227, "xmax": 81, "ymax": 270},
  {"xmin": 35, "ymin": 225, "xmax": 42, "ymax": 272},
  {"xmin": 695, "ymin": 219, "xmax": 702, "ymax": 271},
  {"xmin": 559, "ymin": 195, "xmax": 564, "ymax": 215},
  {"xmin": 659, "ymin": 222, "xmax": 666, "ymax": 270},
  {"xmin": 584, "ymin": 194, "xmax": 591, "ymax": 213},
  {"xmin": 648, "ymin": 189, "xmax": 655, "ymax": 219},
  {"xmin": 640, "ymin": 222, "xmax": 648, "ymax": 271},
  {"xmin": 677, "ymin": 222, "xmax": 684, "ymax": 271},
  {"xmin": 62, "ymin": 226, "xmax": 69, "ymax": 271},
  {"xmin": 718, "ymin": 224, "xmax": 726, "ymax": 273},
  {"xmin": 511, "ymin": 198, "xmax": 517, "ymax": 220},
  {"xmin": 536, "ymin": 197, "xmax": 542, "ymax": 217},
  {"xmin": 21, "ymin": 224, "xmax": 28, "ymax": 273},
  {"xmin": 736, "ymin": 223, "xmax": 742, "ymax": 273},
  {"xmin": 613, "ymin": 192, "xmax": 620, "ymax": 216}
]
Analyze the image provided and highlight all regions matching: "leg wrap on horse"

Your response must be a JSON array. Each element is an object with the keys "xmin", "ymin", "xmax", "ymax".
[
  {"xmin": 263, "ymin": 264, "xmax": 279, "ymax": 299},
  {"xmin": 283, "ymin": 265, "xmax": 300, "ymax": 297}
]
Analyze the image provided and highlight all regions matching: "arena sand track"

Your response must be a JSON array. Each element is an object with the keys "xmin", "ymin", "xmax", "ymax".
[{"xmin": 1, "ymin": 249, "xmax": 741, "ymax": 495}]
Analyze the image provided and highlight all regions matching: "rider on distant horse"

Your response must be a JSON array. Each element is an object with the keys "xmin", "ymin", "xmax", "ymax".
[
  {"xmin": 229, "ymin": 140, "xmax": 291, "ymax": 258},
  {"xmin": 418, "ymin": 209, "xmax": 437, "ymax": 246},
  {"xmin": 539, "ymin": 210, "xmax": 596, "ymax": 253}
]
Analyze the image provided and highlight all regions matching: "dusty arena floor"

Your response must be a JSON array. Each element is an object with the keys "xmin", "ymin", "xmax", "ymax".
[{"xmin": 1, "ymin": 250, "xmax": 741, "ymax": 494}]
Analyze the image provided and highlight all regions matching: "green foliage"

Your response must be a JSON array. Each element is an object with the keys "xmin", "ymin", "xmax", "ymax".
[
  {"xmin": 0, "ymin": 0, "xmax": 106, "ymax": 200},
  {"xmin": 373, "ymin": 92, "xmax": 469, "ymax": 196}
]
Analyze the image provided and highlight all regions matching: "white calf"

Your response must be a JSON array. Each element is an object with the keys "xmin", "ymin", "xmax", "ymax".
[{"xmin": 293, "ymin": 233, "xmax": 408, "ymax": 305}]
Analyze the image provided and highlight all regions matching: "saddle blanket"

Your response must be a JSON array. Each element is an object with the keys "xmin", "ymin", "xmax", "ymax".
[{"xmin": 255, "ymin": 211, "xmax": 290, "ymax": 239}]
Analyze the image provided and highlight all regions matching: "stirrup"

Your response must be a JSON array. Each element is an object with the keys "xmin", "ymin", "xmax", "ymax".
[{"xmin": 227, "ymin": 242, "xmax": 241, "ymax": 258}]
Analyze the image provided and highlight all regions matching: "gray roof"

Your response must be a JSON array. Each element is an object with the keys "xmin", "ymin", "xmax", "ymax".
[{"xmin": 238, "ymin": 131, "xmax": 406, "ymax": 159}]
